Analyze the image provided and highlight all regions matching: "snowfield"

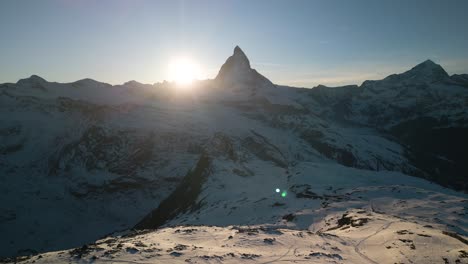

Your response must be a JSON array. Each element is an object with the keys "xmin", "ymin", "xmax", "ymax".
[
  {"xmin": 0, "ymin": 47, "xmax": 467, "ymax": 263},
  {"xmin": 8, "ymin": 207, "xmax": 468, "ymax": 263}
]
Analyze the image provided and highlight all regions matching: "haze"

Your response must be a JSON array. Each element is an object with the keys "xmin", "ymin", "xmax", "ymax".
[{"xmin": 1, "ymin": 0, "xmax": 468, "ymax": 87}]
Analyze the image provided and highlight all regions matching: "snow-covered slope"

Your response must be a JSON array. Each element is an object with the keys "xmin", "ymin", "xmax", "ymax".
[
  {"xmin": 6, "ymin": 179, "xmax": 468, "ymax": 264},
  {"xmin": 0, "ymin": 47, "xmax": 467, "ymax": 262},
  {"xmin": 303, "ymin": 59, "xmax": 468, "ymax": 190},
  {"xmin": 9, "ymin": 210, "xmax": 468, "ymax": 264}
]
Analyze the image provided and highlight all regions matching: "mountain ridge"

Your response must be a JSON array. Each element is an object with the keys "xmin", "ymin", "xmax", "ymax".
[
  {"xmin": 13, "ymin": 48, "xmax": 459, "ymax": 92},
  {"xmin": 0, "ymin": 46, "xmax": 467, "ymax": 260}
]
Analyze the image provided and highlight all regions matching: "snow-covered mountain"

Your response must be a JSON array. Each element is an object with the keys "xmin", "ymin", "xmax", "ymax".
[{"xmin": 0, "ymin": 47, "xmax": 467, "ymax": 263}]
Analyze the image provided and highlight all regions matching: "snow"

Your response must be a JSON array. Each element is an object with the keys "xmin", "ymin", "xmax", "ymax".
[
  {"xmin": 8, "ymin": 208, "xmax": 467, "ymax": 264},
  {"xmin": 1, "ymin": 47, "xmax": 467, "ymax": 262}
]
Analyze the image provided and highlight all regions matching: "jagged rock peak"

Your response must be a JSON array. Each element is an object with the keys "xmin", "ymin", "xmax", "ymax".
[
  {"xmin": 215, "ymin": 46, "xmax": 252, "ymax": 81},
  {"xmin": 214, "ymin": 46, "xmax": 275, "ymax": 89},
  {"xmin": 232, "ymin": 45, "xmax": 250, "ymax": 67}
]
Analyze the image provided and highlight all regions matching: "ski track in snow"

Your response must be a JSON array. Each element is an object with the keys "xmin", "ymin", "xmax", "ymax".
[{"xmin": 354, "ymin": 220, "xmax": 398, "ymax": 264}]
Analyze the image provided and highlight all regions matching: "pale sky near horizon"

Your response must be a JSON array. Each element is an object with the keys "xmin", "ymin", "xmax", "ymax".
[{"xmin": 1, "ymin": 0, "xmax": 467, "ymax": 87}]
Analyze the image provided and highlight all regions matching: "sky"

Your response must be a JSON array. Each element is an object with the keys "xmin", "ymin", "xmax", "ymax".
[{"xmin": 1, "ymin": 0, "xmax": 468, "ymax": 87}]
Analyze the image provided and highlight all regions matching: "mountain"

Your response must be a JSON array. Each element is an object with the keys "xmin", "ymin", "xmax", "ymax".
[
  {"xmin": 0, "ymin": 47, "xmax": 467, "ymax": 263},
  {"xmin": 215, "ymin": 46, "xmax": 273, "ymax": 87},
  {"xmin": 380, "ymin": 59, "xmax": 450, "ymax": 85},
  {"xmin": 215, "ymin": 46, "xmax": 252, "ymax": 82}
]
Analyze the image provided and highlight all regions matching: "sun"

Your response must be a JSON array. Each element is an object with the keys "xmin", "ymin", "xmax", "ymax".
[{"xmin": 168, "ymin": 57, "xmax": 200, "ymax": 85}]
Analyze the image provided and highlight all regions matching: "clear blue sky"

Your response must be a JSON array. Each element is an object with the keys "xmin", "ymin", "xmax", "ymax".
[{"xmin": 1, "ymin": 0, "xmax": 467, "ymax": 87}]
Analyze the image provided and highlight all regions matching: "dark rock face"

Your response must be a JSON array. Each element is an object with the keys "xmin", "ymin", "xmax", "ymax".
[
  {"xmin": 300, "ymin": 130, "xmax": 357, "ymax": 168},
  {"xmin": 215, "ymin": 46, "xmax": 273, "ymax": 87},
  {"xmin": 134, "ymin": 154, "xmax": 211, "ymax": 229},
  {"xmin": 390, "ymin": 118, "xmax": 468, "ymax": 191},
  {"xmin": 241, "ymin": 130, "xmax": 287, "ymax": 168},
  {"xmin": 308, "ymin": 85, "xmax": 360, "ymax": 120},
  {"xmin": 48, "ymin": 125, "xmax": 154, "ymax": 177},
  {"xmin": 215, "ymin": 46, "xmax": 251, "ymax": 81}
]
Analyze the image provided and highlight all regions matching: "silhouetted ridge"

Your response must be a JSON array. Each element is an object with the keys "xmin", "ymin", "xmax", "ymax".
[
  {"xmin": 215, "ymin": 46, "xmax": 273, "ymax": 87},
  {"xmin": 408, "ymin": 59, "xmax": 449, "ymax": 77},
  {"xmin": 380, "ymin": 59, "xmax": 450, "ymax": 84},
  {"xmin": 215, "ymin": 46, "xmax": 251, "ymax": 81},
  {"xmin": 17, "ymin": 75, "xmax": 47, "ymax": 84}
]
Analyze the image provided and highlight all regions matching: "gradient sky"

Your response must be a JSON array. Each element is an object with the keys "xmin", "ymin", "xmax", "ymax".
[{"xmin": 1, "ymin": 0, "xmax": 468, "ymax": 87}]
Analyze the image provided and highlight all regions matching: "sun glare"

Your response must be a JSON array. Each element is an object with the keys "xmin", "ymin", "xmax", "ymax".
[{"xmin": 168, "ymin": 57, "xmax": 200, "ymax": 85}]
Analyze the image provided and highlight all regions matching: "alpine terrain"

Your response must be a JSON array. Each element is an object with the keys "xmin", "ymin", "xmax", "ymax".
[{"xmin": 1, "ymin": 46, "xmax": 467, "ymax": 263}]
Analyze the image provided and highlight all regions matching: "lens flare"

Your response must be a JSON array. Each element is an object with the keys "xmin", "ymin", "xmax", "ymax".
[{"xmin": 281, "ymin": 191, "xmax": 287, "ymax": 197}]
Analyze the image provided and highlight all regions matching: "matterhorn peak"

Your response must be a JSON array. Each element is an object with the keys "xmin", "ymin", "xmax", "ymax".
[
  {"xmin": 215, "ymin": 46, "xmax": 252, "ymax": 82},
  {"xmin": 232, "ymin": 45, "xmax": 250, "ymax": 68},
  {"xmin": 214, "ymin": 46, "xmax": 273, "ymax": 88}
]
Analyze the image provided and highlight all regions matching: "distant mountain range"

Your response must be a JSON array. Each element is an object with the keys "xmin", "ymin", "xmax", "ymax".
[{"xmin": 0, "ymin": 47, "xmax": 467, "ymax": 263}]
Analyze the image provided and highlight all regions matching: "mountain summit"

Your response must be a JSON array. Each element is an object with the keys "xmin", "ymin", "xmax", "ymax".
[
  {"xmin": 405, "ymin": 59, "xmax": 449, "ymax": 80},
  {"xmin": 17, "ymin": 75, "xmax": 47, "ymax": 85},
  {"xmin": 215, "ymin": 46, "xmax": 273, "ymax": 87},
  {"xmin": 379, "ymin": 59, "xmax": 450, "ymax": 85},
  {"xmin": 215, "ymin": 46, "xmax": 251, "ymax": 81}
]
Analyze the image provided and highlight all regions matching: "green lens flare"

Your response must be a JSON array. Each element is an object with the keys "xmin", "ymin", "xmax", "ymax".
[{"xmin": 281, "ymin": 191, "xmax": 287, "ymax": 197}]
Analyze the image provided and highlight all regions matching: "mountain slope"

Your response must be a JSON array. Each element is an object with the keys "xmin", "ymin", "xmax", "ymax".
[
  {"xmin": 8, "ymin": 210, "xmax": 468, "ymax": 264},
  {"xmin": 0, "ymin": 47, "xmax": 467, "ymax": 261}
]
